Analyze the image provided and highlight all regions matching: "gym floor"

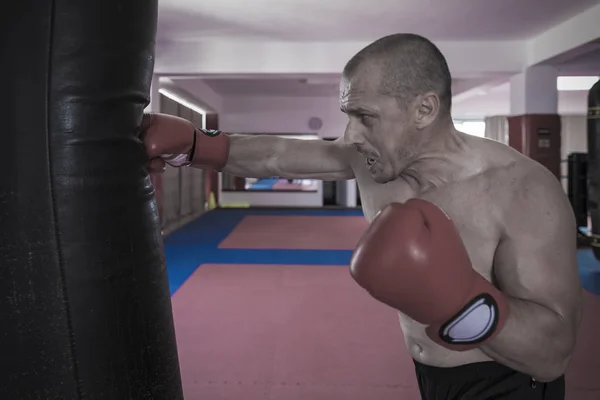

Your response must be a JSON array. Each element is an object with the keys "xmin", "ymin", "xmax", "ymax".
[{"xmin": 165, "ymin": 208, "xmax": 600, "ymax": 400}]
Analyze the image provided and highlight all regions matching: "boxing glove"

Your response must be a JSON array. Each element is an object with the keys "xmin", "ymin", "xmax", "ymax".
[
  {"xmin": 350, "ymin": 199, "xmax": 509, "ymax": 351},
  {"xmin": 141, "ymin": 113, "xmax": 230, "ymax": 171}
]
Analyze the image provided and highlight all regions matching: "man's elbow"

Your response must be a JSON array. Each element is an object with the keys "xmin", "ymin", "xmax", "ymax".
[
  {"xmin": 532, "ymin": 329, "xmax": 577, "ymax": 382},
  {"xmin": 532, "ymin": 356, "xmax": 571, "ymax": 383}
]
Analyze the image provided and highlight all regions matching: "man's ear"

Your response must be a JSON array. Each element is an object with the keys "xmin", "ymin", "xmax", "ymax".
[{"xmin": 414, "ymin": 92, "xmax": 440, "ymax": 129}]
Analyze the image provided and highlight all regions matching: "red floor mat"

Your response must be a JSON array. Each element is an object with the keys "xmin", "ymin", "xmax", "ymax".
[
  {"xmin": 172, "ymin": 263, "xmax": 600, "ymax": 399},
  {"xmin": 171, "ymin": 264, "xmax": 420, "ymax": 399},
  {"xmin": 217, "ymin": 216, "xmax": 368, "ymax": 250}
]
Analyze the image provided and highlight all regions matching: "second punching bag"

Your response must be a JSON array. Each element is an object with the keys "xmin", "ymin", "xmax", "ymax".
[{"xmin": 588, "ymin": 79, "xmax": 600, "ymax": 260}]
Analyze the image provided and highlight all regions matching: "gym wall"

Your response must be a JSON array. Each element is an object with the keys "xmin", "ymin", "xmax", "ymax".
[
  {"xmin": 221, "ymin": 96, "xmax": 347, "ymax": 138},
  {"xmin": 219, "ymin": 96, "xmax": 345, "ymax": 207},
  {"xmin": 452, "ymin": 88, "xmax": 589, "ymax": 117}
]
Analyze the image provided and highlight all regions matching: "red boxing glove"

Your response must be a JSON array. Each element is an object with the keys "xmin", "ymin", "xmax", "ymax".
[
  {"xmin": 350, "ymin": 199, "xmax": 509, "ymax": 351},
  {"xmin": 141, "ymin": 113, "xmax": 230, "ymax": 171}
]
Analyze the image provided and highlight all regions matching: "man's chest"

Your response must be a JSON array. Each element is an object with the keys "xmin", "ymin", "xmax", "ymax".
[{"xmin": 357, "ymin": 175, "xmax": 503, "ymax": 280}]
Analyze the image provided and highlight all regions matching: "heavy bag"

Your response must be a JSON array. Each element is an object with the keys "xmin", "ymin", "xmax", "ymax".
[
  {"xmin": 0, "ymin": 1, "xmax": 184, "ymax": 399},
  {"xmin": 588, "ymin": 79, "xmax": 600, "ymax": 260},
  {"xmin": 567, "ymin": 152, "xmax": 588, "ymax": 229}
]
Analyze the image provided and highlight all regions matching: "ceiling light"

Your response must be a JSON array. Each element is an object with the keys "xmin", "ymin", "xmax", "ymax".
[
  {"xmin": 158, "ymin": 88, "xmax": 207, "ymax": 115},
  {"xmin": 279, "ymin": 135, "xmax": 319, "ymax": 140}
]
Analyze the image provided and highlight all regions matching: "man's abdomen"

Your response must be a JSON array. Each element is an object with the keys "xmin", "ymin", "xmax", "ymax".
[{"xmin": 399, "ymin": 313, "xmax": 493, "ymax": 367}]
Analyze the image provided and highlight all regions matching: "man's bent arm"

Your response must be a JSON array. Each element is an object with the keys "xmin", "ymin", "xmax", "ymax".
[
  {"xmin": 224, "ymin": 135, "xmax": 355, "ymax": 180},
  {"xmin": 481, "ymin": 297, "xmax": 578, "ymax": 382},
  {"xmin": 481, "ymin": 168, "xmax": 583, "ymax": 382}
]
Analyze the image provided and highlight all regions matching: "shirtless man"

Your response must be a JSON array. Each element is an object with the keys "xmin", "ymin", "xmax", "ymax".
[{"xmin": 142, "ymin": 34, "xmax": 583, "ymax": 399}]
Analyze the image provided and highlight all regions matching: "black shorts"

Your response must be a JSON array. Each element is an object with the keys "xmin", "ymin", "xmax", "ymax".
[{"xmin": 414, "ymin": 359, "xmax": 565, "ymax": 400}]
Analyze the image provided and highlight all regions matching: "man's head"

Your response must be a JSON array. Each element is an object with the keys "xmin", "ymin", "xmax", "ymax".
[{"xmin": 340, "ymin": 33, "xmax": 452, "ymax": 183}]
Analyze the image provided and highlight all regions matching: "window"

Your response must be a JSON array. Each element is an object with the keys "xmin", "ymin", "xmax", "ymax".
[
  {"xmin": 556, "ymin": 76, "xmax": 599, "ymax": 91},
  {"xmin": 454, "ymin": 120, "xmax": 486, "ymax": 137}
]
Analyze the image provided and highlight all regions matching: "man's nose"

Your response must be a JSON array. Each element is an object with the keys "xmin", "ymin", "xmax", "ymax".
[{"xmin": 344, "ymin": 126, "xmax": 363, "ymax": 147}]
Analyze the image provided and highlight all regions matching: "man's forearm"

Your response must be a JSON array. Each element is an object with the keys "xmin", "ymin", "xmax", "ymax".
[
  {"xmin": 223, "ymin": 134, "xmax": 354, "ymax": 181},
  {"xmin": 481, "ymin": 297, "xmax": 575, "ymax": 381},
  {"xmin": 224, "ymin": 134, "xmax": 283, "ymax": 178}
]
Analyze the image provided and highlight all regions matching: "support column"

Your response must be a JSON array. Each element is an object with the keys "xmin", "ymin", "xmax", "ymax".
[
  {"xmin": 507, "ymin": 66, "xmax": 561, "ymax": 179},
  {"xmin": 146, "ymin": 75, "xmax": 163, "ymax": 222},
  {"xmin": 346, "ymin": 180, "xmax": 358, "ymax": 208}
]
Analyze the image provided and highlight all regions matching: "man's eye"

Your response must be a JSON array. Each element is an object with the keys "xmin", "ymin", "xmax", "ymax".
[{"xmin": 359, "ymin": 114, "xmax": 372, "ymax": 125}]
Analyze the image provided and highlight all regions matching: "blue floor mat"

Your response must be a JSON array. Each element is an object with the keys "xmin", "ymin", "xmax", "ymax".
[
  {"xmin": 578, "ymin": 249, "xmax": 600, "ymax": 295},
  {"xmin": 249, "ymin": 178, "xmax": 279, "ymax": 190},
  {"xmin": 164, "ymin": 208, "xmax": 363, "ymax": 294},
  {"xmin": 164, "ymin": 208, "xmax": 600, "ymax": 296}
]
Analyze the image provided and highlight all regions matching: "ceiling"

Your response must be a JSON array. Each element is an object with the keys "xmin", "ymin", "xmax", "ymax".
[
  {"xmin": 551, "ymin": 44, "xmax": 600, "ymax": 75},
  {"xmin": 451, "ymin": 82, "xmax": 591, "ymax": 117},
  {"xmin": 202, "ymin": 78, "xmax": 339, "ymax": 97},
  {"xmin": 173, "ymin": 77, "xmax": 473, "ymax": 98},
  {"xmin": 157, "ymin": 0, "xmax": 597, "ymax": 42},
  {"xmin": 159, "ymin": 1, "xmax": 599, "ymax": 116}
]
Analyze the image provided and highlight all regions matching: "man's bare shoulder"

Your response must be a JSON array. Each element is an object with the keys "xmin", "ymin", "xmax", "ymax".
[
  {"xmin": 499, "ymin": 156, "xmax": 574, "ymax": 230},
  {"xmin": 467, "ymin": 137, "xmax": 573, "ymax": 230},
  {"xmin": 475, "ymin": 138, "xmax": 553, "ymax": 190}
]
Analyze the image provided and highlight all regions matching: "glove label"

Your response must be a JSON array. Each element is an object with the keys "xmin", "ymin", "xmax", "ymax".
[
  {"xmin": 199, "ymin": 128, "xmax": 222, "ymax": 137},
  {"xmin": 161, "ymin": 153, "xmax": 189, "ymax": 167},
  {"xmin": 438, "ymin": 294, "xmax": 500, "ymax": 345}
]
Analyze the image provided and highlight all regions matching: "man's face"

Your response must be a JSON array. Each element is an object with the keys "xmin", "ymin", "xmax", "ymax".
[{"xmin": 340, "ymin": 64, "xmax": 422, "ymax": 184}]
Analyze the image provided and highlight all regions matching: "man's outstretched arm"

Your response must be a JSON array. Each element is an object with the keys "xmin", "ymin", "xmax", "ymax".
[
  {"xmin": 225, "ymin": 134, "xmax": 354, "ymax": 180},
  {"xmin": 142, "ymin": 113, "xmax": 355, "ymax": 181}
]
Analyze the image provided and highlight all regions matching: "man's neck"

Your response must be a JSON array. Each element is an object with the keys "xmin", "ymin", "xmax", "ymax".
[{"xmin": 400, "ymin": 123, "xmax": 478, "ymax": 192}]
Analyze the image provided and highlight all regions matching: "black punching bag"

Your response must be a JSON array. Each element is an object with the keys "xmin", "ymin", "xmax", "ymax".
[
  {"xmin": 0, "ymin": 2, "xmax": 184, "ymax": 399},
  {"xmin": 588, "ymin": 79, "xmax": 600, "ymax": 260}
]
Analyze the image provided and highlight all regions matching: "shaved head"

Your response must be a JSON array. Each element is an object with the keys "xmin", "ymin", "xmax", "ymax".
[{"xmin": 343, "ymin": 33, "xmax": 452, "ymax": 114}]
